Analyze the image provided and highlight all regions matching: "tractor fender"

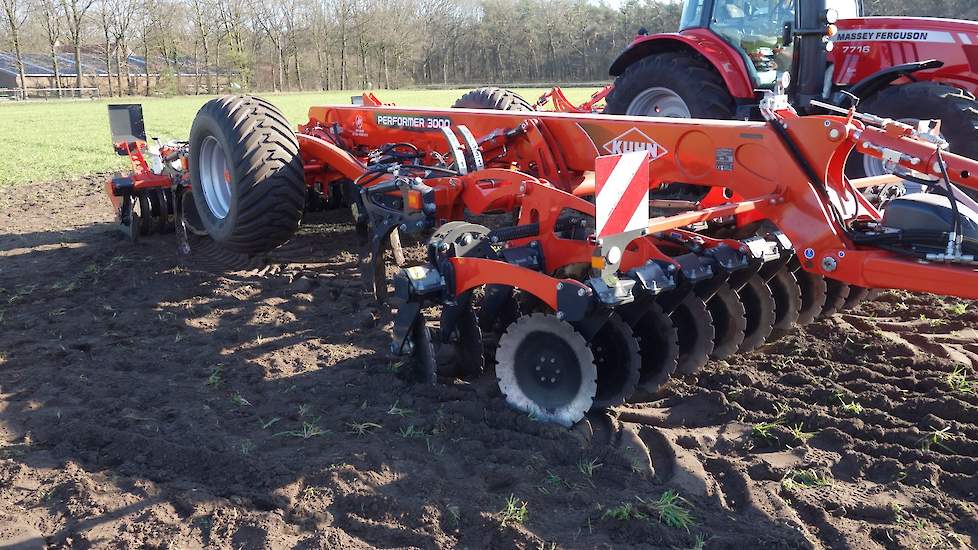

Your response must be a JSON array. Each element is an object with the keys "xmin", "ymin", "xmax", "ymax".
[
  {"xmin": 835, "ymin": 59, "xmax": 945, "ymax": 106},
  {"xmin": 609, "ymin": 31, "xmax": 756, "ymax": 100}
]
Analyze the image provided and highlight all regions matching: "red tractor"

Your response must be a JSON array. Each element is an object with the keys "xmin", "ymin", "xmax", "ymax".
[{"xmin": 604, "ymin": 0, "xmax": 978, "ymax": 183}]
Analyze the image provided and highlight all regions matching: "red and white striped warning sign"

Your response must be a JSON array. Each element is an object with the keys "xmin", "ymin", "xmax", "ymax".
[{"xmin": 595, "ymin": 150, "xmax": 650, "ymax": 238}]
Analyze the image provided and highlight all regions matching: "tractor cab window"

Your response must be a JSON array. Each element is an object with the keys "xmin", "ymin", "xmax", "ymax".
[
  {"xmin": 710, "ymin": 0, "xmax": 795, "ymax": 87},
  {"xmin": 680, "ymin": 0, "xmax": 706, "ymax": 29}
]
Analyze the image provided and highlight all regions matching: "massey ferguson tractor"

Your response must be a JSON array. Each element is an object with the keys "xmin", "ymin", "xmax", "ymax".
[{"xmin": 603, "ymin": 0, "xmax": 978, "ymax": 186}]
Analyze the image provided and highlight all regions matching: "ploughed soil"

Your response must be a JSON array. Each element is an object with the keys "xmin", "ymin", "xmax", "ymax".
[{"xmin": 1, "ymin": 176, "xmax": 977, "ymax": 549}]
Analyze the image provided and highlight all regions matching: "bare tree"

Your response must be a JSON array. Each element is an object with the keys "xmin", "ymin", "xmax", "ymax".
[
  {"xmin": 189, "ymin": 0, "xmax": 213, "ymax": 92},
  {"xmin": 1, "ymin": 0, "xmax": 31, "ymax": 97},
  {"xmin": 97, "ymin": 0, "xmax": 115, "ymax": 95},
  {"xmin": 41, "ymin": 0, "xmax": 64, "ymax": 96},
  {"xmin": 59, "ymin": 0, "xmax": 96, "ymax": 93}
]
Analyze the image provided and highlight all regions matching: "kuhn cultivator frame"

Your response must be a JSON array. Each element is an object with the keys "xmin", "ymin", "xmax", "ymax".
[{"xmin": 106, "ymin": 89, "xmax": 978, "ymax": 426}]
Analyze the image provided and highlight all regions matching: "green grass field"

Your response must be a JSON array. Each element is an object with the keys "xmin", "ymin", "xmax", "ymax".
[{"xmin": 0, "ymin": 88, "xmax": 600, "ymax": 186}]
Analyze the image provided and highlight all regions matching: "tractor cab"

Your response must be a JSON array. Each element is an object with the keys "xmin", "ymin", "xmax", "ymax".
[{"xmin": 679, "ymin": 0, "xmax": 860, "ymax": 92}]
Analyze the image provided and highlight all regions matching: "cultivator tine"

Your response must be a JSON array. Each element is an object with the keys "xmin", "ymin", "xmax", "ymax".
[
  {"xmin": 623, "ymin": 300, "xmax": 679, "ymax": 396},
  {"xmin": 707, "ymin": 283, "xmax": 747, "ymax": 360},
  {"xmin": 671, "ymin": 293, "xmax": 716, "ymax": 375},
  {"xmin": 819, "ymin": 279, "xmax": 852, "ymax": 318},
  {"xmin": 737, "ymin": 273, "xmax": 776, "ymax": 354},
  {"xmin": 587, "ymin": 312, "xmax": 642, "ymax": 409},
  {"xmin": 495, "ymin": 313, "xmax": 598, "ymax": 427}
]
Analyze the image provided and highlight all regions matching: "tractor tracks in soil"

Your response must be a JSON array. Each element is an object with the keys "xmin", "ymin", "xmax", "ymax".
[{"xmin": 0, "ymin": 176, "xmax": 975, "ymax": 548}]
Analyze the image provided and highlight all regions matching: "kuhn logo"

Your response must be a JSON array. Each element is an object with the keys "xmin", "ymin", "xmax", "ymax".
[{"xmin": 603, "ymin": 128, "xmax": 667, "ymax": 159}]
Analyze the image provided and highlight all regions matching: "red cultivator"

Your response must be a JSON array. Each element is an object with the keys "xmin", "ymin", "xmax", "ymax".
[{"xmin": 105, "ymin": 88, "xmax": 978, "ymax": 426}]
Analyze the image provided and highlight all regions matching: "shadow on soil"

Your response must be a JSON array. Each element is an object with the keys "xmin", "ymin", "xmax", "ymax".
[{"xmin": 0, "ymin": 210, "xmax": 818, "ymax": 548}]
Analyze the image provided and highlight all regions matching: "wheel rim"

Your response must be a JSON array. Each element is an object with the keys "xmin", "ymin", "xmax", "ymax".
[
  {"xmin": 626, "ymin": 88, "xmax": 692, "ymax": 118},
  {"xmin": 199, "ymin": 136, "xmax": 232, "ymax": 220},
  {"xmin": 512, "ymin": 331, "xmax": 584, "ymax": 410}
]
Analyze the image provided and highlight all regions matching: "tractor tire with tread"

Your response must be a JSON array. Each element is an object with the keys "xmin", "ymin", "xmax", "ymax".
[
  {"xmin": 189, "ymin": 95, "xmax": 306, "ymax": 255},
  {"xmin": 452, "ymin": 87, "xmax": 533, "ymax": 111},
  {"xmin": 604, "ymin": 52, "xmax": 736, "ymax": 119},
  {"xmin": 847, "ymin": 82, "xmax": 978, "ymax": 202}
]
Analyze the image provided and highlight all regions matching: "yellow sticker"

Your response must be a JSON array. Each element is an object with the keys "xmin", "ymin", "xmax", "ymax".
[{"xmin": 406, "ymin": 266, "xmax": 427, "ymax": 280}]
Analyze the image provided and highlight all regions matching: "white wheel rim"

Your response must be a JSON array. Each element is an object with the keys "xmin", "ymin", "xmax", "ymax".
[
  {"xmin": 626, "ymin": 87, "xmax": 692, "ymax": 118},
  {"xmin": 199, "ymin": 136, "xmax": 232, "ymax": 220}
]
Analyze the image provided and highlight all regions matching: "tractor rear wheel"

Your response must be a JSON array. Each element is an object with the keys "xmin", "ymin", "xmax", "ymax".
[
  {"xmin": 847, "ymin": 82, "xmax": 978, "ymax": 201},
  {"xmin": 604, "ymin": 52, "xmax": 736, "ymax": 119},
  {"xmin": 189, "ymin": 95, "xmax": 306, "ymax": 255},
  {"xmin": 452, "ymin": 87, "xmax": 533, "ymax": 111}
]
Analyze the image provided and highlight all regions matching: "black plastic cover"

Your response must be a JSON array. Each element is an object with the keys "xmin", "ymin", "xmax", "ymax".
[{"xmin": 881, "ymin": 193, "xmax": 978, "ymax": 239}]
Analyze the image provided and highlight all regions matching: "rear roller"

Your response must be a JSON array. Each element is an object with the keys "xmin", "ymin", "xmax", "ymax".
[
  {"xmin": 819, "ymin": 279, "xmax": 851, "ymax": 318},
  {"xmin": 794, "ymin": 268, "xmax": 828, "ymax": 327},
  {"xmin": 495, "ymin": 313, "xmax": 597, "ymax": 427},
  {"xmin": 671, "ymin": 293, "xmax": 715, "ymax": 376},
  {"xmin": 589, "ymin": 313, "xmax": 641, "ymax": 409},
  {"xmin": 627, "ymin": 301, "xmax": 680, "ymax": 395},
  {"xmin": 707, "ymin": 283, "xmax": 746, "ymax": 360},
  {"xmin": 737, "ymin": 273, "xmax": 776, "ymax": 354},
  {"xmin": 768, "ymin": 268, "xmax": 802, "ymax": 338}
]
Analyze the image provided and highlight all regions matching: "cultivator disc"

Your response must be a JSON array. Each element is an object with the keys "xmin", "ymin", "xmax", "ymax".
[
  {"xmin": 820, "ymin": 279, "xmax": 852, "ymax": 318},
  {"xmin": 495, "ymin": 313, "xmax": 598, "ymax": 427},
  {"xmin": 672, "ymin": 294, "xmax": 716, "ymax": 375},
  {"xmin": 707, "ymin": 283, "xmax": 747, "ymax": 360},
  {"xmin": 737, "ymin": 274, "xmax": 776, "ymax": 354},
  {"xmin": 118, "ymin": 189, "xmax": 177, "ymax": 243},
  {"xmin": 768, "ymin": 267, "xmax": 802, "ymax": 333},
  {"xmin": 842, "ymin": 286, "xmax": 870, "ymax": 311},
  {"xmin": 793, "ymin": 263, "xmax": 828, "ymax": 326},
  {"xmin": 432, "ymin": 304, "xmax": 485, "ymax": 379},
  {"xmin": 625, "ymin": 300, "xmax": 679, "ymax": 394},
  {"xmin": 589, "ymin": 313, "xmax": 641, "ymax": 409}
]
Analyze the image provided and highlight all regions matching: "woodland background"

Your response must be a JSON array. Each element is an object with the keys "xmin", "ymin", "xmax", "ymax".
[{"xmin": 1, "ymin": 0, "xmax": 977, "ymax": 95}]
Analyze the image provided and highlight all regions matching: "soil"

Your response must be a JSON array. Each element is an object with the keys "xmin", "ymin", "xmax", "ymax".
[{"xmin": 0, "ymin": 176, "xmax": 976, "ymax": 549}]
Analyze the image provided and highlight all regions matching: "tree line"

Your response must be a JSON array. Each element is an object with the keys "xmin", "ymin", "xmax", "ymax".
[{"xmin": 1, "ymin": 0, "xmax": 976, "ymax": 96}]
